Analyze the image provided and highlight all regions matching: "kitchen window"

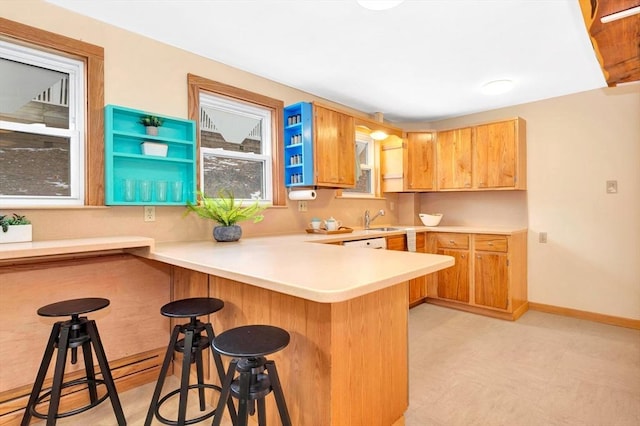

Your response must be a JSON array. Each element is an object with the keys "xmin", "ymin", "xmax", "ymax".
[
  {"xmin": 0, "ymin": 19, "xmax": 105, "ymax": 206},
  {"xmin": 342, "ymin": 132, "xmax": 376, "ymax": 197},
  {"xmin": 0, "ymin": 41, "xmax": 84, "ymax": 206},
  {"xmin": 187, "ymin": 74, "xmax": 285, "ymax": 205}
]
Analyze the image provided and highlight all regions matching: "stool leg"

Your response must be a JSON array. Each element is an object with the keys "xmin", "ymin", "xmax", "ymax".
[
  {"xmin": 21, "ymin": 322, "xmax": 62, "ymax": 426},
  {"xmin": 212, "ymin": 359, "xmax": 238, "ymax": 426},
  {"xmin": 265, "ymin": 361, "xmax": 292, "ymax": 426},
  {"xmin": 205, "ymin": 323, "xmax": 239, "ymax": 426},
  {"xmin": 195, "ymin": 341, "xmax": 206, "ymax": 411},
  {"xmin": 177, "ymin": 328, "xmax": 195, "ymax": 425},
  {"xmin": 145, "ymin": 324, "xmax": 181, "ymax": 426},
  {"xmin": 86, "ymin": 320, "xmax": 126, "ymax": 425},
  {"xmin": 81, "ymin": 338, "xmax": 98, "ymax": 403},
  {"xmin": 256, "ymin": 398, "xmax": 266, "ymax": 426},
  {"xmin": 47, "ymin": 323, "xmax": 71, "ymax": 425},
  {"xmin": 236, "ymin": 370, "xmax": 251, "ymax": 426}
]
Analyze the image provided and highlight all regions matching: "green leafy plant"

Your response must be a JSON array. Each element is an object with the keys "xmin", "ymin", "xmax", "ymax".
[
  {"xmin": 139, "ymin": 115, "xmax": 163, "ymax": 127},
  {"xmin": 184, "ymin": 190, "xmax": 266, "ymax": 227},
  {"xmin": 0, "ymin": 213, "xmax": 31, "ymax": 232}
]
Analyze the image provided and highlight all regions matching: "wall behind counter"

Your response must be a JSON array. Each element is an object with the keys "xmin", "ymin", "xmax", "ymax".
[{"xmin": 1, "ymin": 1, "xmax": 392, "ymax": 242}]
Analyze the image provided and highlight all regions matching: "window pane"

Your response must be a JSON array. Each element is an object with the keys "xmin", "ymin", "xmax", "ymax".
[
  {"xmin": 202, "ymin": 153, "xmax": 264, "ymax": 199},
  {"xmin": 0, "ymin": 58, "xmax": 70, "ymax": 129},
  {"xmin": 0, "ymin": 130, "xmax": 70, "ymax": 196},
  {"xmin": 351, "ymin": 168, "xmax": 372, "ymax": 193},
  {"xmin": 200, "ymin": 105, "xmax": 263, "ymax": 154},
  {"xmin": 355, "ymin": 140, "xmax": 369, "ymax": 165}
]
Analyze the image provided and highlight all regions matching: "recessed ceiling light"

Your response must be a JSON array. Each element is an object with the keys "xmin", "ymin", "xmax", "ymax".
[
  {"xmin": 356, "ymin": 1, "xmax": 405, "ymax": 11},
  {"xmin": 481, "ymin": 79, "xmax": 514, "ymax": 95}
]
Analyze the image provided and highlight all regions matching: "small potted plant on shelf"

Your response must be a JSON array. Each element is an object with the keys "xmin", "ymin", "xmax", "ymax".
[
  {"xmin": 139, "ymin": 115, "xmax": 163, "ymax": 136},
  {"xmin": 0, "ymin": 213, "xmax": 32, "ymax": 244},
  {"xmin": 184, "ymin": 190, "xmax": 267, "ymax": 242}
]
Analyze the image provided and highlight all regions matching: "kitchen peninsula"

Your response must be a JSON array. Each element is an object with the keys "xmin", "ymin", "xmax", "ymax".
[{"xmin": 0, "ymin": 233, "xmax": 453, "ymax": 426}]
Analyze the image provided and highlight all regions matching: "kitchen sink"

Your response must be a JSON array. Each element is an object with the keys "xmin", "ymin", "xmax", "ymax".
[{"xmin": 368, "ymin": 227, "xmax": 401, "ymax": 232}]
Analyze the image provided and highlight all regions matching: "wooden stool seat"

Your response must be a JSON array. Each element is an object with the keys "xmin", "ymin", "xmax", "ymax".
[{"xmin": 37, "ymin": 297, "xmax": 110, "ymax": 317}]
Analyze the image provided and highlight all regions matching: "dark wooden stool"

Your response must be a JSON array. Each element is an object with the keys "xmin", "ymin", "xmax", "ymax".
[
  {"xmin": 21, "ymin": 297, "xmax": 126, "ymax": 426},
  {"xmin": 145, "ymin": 297, "xmax": 235, "ymax": 426},
  {"xmin": 212, "ymin": 325, "xmax": 292, "ymax": 426}
]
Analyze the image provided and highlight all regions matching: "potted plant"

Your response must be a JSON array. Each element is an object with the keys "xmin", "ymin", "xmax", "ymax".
[
  {"xmin": 0, "ymin": 213, "xmax": 32, "ymax": 243},
  {"xmin": 185, "ymin": 190, "xmax": 266, "ymax": 242},
  {"xmin": 139, "ymin": 115, "xmax": 163, "ymax": 136}
]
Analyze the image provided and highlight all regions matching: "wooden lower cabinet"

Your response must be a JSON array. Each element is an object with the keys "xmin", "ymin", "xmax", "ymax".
[
  {"xmin": 427, "ymin": 231, "xmax": 528, "ymax": 320},
  {"xmin": 386, "ymin": 233, "xmax": 428, "ymax": 307}
]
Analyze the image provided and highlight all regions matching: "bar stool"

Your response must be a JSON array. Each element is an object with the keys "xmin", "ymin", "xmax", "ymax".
[
  {"xmin": 21, "ymin": 297, "xmax": 126, "ymax": 426},
  {"xmin": 145, "ymin": 297, "xmax": 235, "ymax": 426},
  {"xmin": 212, "ymin": 325, "xmax": 292, "ymax": 426}
]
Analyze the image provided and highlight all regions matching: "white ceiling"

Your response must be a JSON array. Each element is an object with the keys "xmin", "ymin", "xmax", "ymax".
[{"xmin": 46, "ymin": 0, "xmax": 607, "ymax": 123}]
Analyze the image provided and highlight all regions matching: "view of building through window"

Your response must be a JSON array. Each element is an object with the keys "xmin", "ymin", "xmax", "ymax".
[
  {"xmin": 199, "ymin": 92, "xmax": 272, "ymax": 201},
  {"xmin": 0, "ymin": 42, "xmax": 84, "ymax": 205}
]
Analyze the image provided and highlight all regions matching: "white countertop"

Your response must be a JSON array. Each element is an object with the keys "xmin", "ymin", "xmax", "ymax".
[
  {"xmin": 0, "ymin": 236, "xmax": 155, "ymax": 261},
  {"xmin": 0, "ymin": 225, "xmax": 526, "ymax": 303},
  {"xmin": 146, "ymin": 236, "xmax": 454, "ymax": 303}
]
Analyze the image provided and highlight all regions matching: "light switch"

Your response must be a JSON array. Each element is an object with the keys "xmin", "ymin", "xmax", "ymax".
[{"xmin": 606, "ymin": 180, "xmax": 618, "ymax": 194}]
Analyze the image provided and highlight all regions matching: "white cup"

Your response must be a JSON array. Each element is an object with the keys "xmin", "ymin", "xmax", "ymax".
[{"xmin": 310, "ymin": 219, "xmax": 321, "ymax": 230}]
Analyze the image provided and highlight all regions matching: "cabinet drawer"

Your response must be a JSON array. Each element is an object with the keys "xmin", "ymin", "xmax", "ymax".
[
  {"xmin": 436, "ymin": 233, "xmax": 469, "ymax": 249},
  {"xmin": 474, "ymin": 235, "xmax": 508, "ymax": 252}
]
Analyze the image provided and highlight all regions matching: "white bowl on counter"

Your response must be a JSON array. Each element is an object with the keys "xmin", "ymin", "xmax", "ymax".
[{"xmin": 419, "ymin": 213, "xmax": 443, "ymax": 226}]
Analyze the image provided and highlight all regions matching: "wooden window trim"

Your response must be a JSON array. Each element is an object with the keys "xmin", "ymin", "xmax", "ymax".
[
  {"xmin": 0, "ymin": 18, "xmax": 105, "ymax": 205},
  {"xmin": 187, "ymin": 73, "xmax": 285, "ymax": 206}
]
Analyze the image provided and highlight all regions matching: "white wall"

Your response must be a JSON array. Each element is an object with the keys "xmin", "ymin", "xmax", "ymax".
[{"xmin": 402, "ymin": 84, "xmax": 640, "ymax": 320}]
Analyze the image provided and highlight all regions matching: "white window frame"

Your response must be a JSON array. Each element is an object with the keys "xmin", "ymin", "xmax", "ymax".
[
  {"xmin": 343, "ymin": 131, "xmax": 376, "ymax": 198},
  {"xmin": 199, "ymin": 92, "xmax": 273, "ymax": 202},
  {"xmin": 0, "ymin": 40, "xmax": 85, "ymax": 207}
]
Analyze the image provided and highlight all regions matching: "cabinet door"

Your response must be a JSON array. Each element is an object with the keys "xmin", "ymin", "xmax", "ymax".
[
  {"xmin": 473, "ymin": 120, "xmax": 517, "ymax": 189},
  {"xmin": 406, "ymin": 132, "xmax": 436, "ymax": 190},
  {"xmin": 314, "ymin": 106, "xmax": 355, "ymax": 187},
  {"xmin": 436, "ymin": 249, "xmax": 469, "ymax": 303},
  {"xmin": 474, "ymin": 251, "xmax": 509, "ymax": 310},
  {"xmin": 436, "ymin": 128, "xmax": 472, "ymax": 190},
  {"xmin": 409, "ymin": 276, "xmax": 426, "ymax": 305}
]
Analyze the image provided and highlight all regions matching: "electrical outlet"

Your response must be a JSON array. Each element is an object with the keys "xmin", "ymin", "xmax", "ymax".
[
  {"xmin": 298, "ymin": 201, "xmax": 308, "ymax": 212},
  {"xmin": 606, "ymin": 180, "xmax": 618, "ymax": 194},
  {"xmin": 144, "ymin": 206, "xmax": 155, "ymax": 222},
  {"xmin": 539, "ymin": 232, "xmax": 547, "ymax": 243}
]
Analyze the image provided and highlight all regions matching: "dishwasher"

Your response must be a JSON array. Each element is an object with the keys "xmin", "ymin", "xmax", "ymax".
[{"xmin": 342, "ymin": 237, "xmax": 387, "ymax": 249}]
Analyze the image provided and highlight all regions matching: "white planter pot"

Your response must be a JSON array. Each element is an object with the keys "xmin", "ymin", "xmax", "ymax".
[
  {"xmin": 0, "ymin": 224, "xmax": 32, "ymax": 243},
  {"xmin": 141, "ymin": 141, "xmax": 168, "ymax": 157}
]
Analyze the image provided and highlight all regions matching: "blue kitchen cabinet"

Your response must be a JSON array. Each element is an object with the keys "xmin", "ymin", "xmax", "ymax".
[
  {"xmin": 283, "ymin": 102, "xmax": 314, "ymax": 187},
  {"xmin": 104, "ymin": 105, "xmax": 196, "ymax": 205}
]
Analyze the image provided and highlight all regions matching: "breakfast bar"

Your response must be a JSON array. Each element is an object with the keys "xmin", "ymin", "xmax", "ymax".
[{"xmin": 0, "ymin": 234, "xmax": 453, "ymax": 425}]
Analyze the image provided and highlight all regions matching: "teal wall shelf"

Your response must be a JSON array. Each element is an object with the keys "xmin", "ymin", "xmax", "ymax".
[{"xmin": 104, "ymin": 105, "xmax": 197, "ymax": 205}]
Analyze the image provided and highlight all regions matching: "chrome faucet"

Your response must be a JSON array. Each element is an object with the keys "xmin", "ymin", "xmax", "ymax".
[{"xmin": 364, "ymin": 209, "xmax": 385, "ymax": 229}]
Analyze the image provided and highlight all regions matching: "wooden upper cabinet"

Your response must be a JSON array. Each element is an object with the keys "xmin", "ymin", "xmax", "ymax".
[
  {"xmin": 405, "ymin": 132, "xmax": 436, "ymax": 190},
  {"xmin": 314, "ymin": 105, "xmax": 355, "ymax": 187},
  {"xmin": 473, "ymin": 118, "xmax": 526, "ymax": 189},
  {"xmin": 436, "ymin": 127, "xmax": 472, "ymax": 190}
]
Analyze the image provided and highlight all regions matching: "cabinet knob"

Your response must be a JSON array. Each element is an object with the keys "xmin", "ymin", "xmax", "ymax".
[
  {"xmin": 449, "ymin": 240, "xmax": 455, "ymax": 244},
  {"xmin": 477, "ymin": 255, "xmax": 481, "ymax": 259},
  {"xmin": 488, "ymin": 242, "xmax": 493, "ymax": 246},
  {"xmin": 461, "ymin": 254, "xmax": 465, "ymax": 259}
]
